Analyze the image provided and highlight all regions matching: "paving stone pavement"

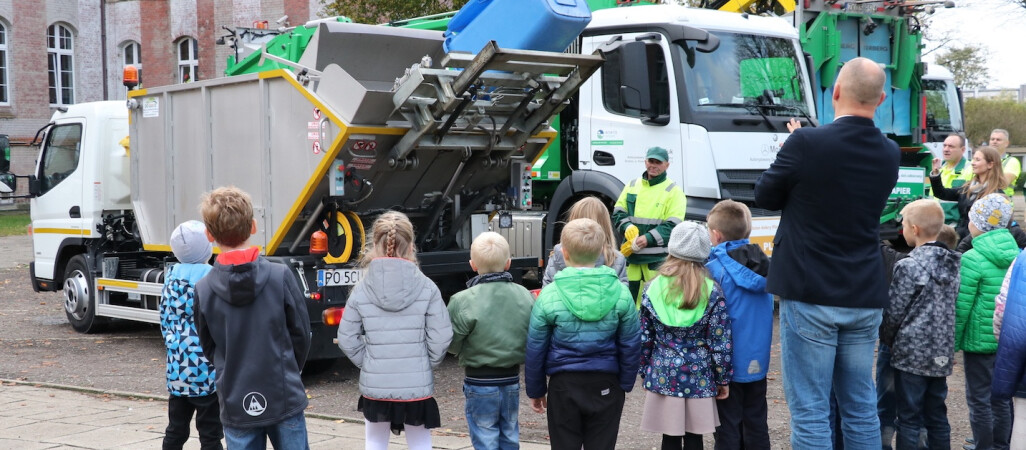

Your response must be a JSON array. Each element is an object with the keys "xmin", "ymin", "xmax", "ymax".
[{"xmin": 0, "ymin": 380, "xmax": 552, "ymax": 449}]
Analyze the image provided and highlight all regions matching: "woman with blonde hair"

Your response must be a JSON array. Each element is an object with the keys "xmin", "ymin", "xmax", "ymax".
[
  {"xmin": 932, "ymin": 146, "xmax": 1009, "ymax": 238},
  {"xmin": 337, "ymin": 211, "xmax": 453, "ymax": 450},
  {"xmin": 542, "ymin": 196, "xmax": 628, "ymax": 287}
]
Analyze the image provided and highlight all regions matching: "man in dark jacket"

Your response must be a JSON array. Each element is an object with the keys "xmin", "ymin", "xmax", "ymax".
[
  {"xmin": 754, "ymin": 57, "xmax": 900, "ymax": 449},
  {"xmin": 195, "ymin": 187, "xmax": 312, "ymax": 449}
]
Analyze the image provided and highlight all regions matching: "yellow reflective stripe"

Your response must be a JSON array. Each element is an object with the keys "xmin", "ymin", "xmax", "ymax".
[
  {"xmin": 33, "ymin": 228, "xmax": 92, "ymax": 236},
  {"xmin": 665, "ymin": 182, "xmax": 677, "ymax": 192},
  {"xmin": 142, "ymin": 244, "xmax": 249, "ymax": 255},
  {"xmin": 97, "ymin": 279, "xmax": 139, "ymax": 289}
]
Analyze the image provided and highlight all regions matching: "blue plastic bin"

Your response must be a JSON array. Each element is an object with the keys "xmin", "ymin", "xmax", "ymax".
[{"xmin": 443, "ymin": 0, "xmax": 591, "ymax": 54}]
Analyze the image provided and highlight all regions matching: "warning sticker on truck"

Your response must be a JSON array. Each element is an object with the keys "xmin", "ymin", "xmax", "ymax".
[{"xmin": 142, "ymin": 98, "xmax": 159, "ymax": 118}]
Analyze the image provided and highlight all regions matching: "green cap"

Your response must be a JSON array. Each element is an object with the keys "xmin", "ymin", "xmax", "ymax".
[{"xmin": 646, "ymin": 146, "xmax": 669, "ymax": 162}]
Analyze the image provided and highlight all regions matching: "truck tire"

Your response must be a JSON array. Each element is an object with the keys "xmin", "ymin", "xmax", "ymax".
[{"xmin": 63, "ymin": 255, "xmax": 106, "ymax": 333}]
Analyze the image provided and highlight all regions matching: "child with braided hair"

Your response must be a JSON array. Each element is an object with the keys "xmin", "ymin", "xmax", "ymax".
[{"xmin": 337, "ymin": 211, "xmax": 453, "ymax": 450}]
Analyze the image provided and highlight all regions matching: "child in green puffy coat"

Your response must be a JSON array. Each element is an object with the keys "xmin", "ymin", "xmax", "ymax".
[{"xmin": 957, "ymin": 193, "xmax": 1019, "ymax": 449}]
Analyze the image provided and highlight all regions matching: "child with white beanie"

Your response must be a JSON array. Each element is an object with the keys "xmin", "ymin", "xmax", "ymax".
[
  {"xmin": 160, "ymin": 220, "xmax": 223, "ymax": 449},
  {"xmin": 638, "ymin": 221, "xmax": 733, "ymax": 450}
]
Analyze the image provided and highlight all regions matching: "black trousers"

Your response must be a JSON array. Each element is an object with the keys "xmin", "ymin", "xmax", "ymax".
[
  {"xmin": 714, "ymin": 379, "xmax": 771, "ymax": 450},
  {"xmin": 164, "ymin": 394, "xmax": 223, "ymax": 450},
  {"xmin": 547, "ymin": 372, "xmax": 625, "ymax": 450}
]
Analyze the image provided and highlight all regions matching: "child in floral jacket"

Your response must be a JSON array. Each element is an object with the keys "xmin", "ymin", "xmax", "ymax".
[{"xmin": 639, "ymin": 221, "xmax": 732, "ymax": 450}]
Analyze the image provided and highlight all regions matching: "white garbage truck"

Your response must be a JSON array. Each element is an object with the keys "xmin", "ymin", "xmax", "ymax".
[{"xmin": 2, "ymin": 3, "xmax": 822, "ymax": 361}]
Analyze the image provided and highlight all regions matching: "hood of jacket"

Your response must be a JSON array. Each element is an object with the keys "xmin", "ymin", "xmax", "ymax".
[
  {"xmin": 974, "ymin": 229, "xmax": 1020, "ymax": 268},
  {"xmin": 360, "ymin": 258, "xmax": 432, "ymax": 312},
  {"xmin": 908, "ymin": 243, "xmax": 961, "ymax": 285},
  {"xmin": 646, "ymin": 275, "xmax": 714, "ymax": 327},
  {"xmin": 712, "ymin": 240, "xmax": 769, "ymax": 292},
  {"xmin": 205, "ymin": 256, "xmax": 271, "ymax": 306},
  {"xmin": 550, "ymin": 266, "xmax": 622, "ymax": 321}
]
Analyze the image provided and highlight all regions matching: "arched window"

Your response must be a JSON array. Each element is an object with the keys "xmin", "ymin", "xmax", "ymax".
[
  {"xmin": 176, "ymin": 37, "xmax": 197, "ymax": 83},
  {"xmin": 0, "ymin": 21, "xmax": 8, "ymax": 104},
  {"xmin": 47, "ymin": 23, "xmax": 74, "ymax": 105},
  {"xmin": 121, "ymin": 41, "xmax": 141, "ymax": 86}
]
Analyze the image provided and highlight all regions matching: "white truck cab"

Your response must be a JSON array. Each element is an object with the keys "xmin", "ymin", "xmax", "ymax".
[
  {"xmin": 546, "ymin": 5, "xmax": 814, "ymax": 252},
  {"xmin": 27, "ymin": 102, "xmax": 132, "ymax": 330}
]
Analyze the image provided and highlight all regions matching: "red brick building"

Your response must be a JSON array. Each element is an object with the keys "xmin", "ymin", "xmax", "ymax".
[{"xmin": 0, "ymin": 0, "xmax": 322, "ymax": 147}]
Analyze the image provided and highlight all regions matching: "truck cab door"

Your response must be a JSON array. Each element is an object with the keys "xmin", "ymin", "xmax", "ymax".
[
  {"xmin": 30, "ymin": 121, "xmax": 89, "ymax": 281},
  {"xmin": 578, "ymin": 32, "xmax": 684, "ymax": 188}
]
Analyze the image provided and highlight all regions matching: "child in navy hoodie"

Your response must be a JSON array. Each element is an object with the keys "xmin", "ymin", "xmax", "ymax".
[
  {"xmin": 705, "ymin": 200, "xmax": 772, "ymax": 450},
  {"xmin": 194, "ymin": 186, "xmax": 312, "ymax": 449}
]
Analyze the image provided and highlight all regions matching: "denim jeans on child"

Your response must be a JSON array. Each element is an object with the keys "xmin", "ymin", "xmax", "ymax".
[
  {"xmin": 964, "ymin": 352, "xmax": 1012, "ymax": 450},
  {"xmin": 222, "ymin": 411, "xmax": 309, "ymax": 450},
  {"xmin": 779, "ymin": 299, "xmax": 881, "ymax": 450},
  {"xmin": 894, "ymin": 369, "xmax": 949, "ymax": 450},
  {"xmin": 877, "ymin": 343, "xmax": 897, "ymax": 449},
  {"xmin": 463, "ymin": 381, "xmax": 520, "ymax": 450}
]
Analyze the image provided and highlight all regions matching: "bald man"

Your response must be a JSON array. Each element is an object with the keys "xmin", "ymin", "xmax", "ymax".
[{"xmin": 755, "ymin": 57, "xmax": 901, "ymax": 449}]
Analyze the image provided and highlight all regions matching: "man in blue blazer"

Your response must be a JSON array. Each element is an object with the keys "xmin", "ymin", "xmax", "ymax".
[{"xmin": 754, "ymin": 56, "xmax": 901, "ymax": 449}]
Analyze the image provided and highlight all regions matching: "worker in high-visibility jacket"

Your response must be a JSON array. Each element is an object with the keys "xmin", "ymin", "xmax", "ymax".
[{"xmin": 612, "ymin": 146, "xmax": 687, "ymax": 305}]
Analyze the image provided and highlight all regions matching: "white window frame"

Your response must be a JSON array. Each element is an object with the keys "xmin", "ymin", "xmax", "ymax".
[
  {"xmin": 0, "ymin": 21, "xmax": 9, "ymax": 105},
  {"xmin": 48, "ymin": 23, "xmax": 75, "ymax": 106},
  {"xmin": 176, "ymin": 37, "xmax": 197, "ymax": 83},
  {"xmin": 121, "ymin": 40, "xmax": 141, "ymax": 86}
]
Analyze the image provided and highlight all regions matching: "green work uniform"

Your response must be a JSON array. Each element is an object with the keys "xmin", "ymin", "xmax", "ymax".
[{"xmin": 611, "ymin": 171, "xmax": 687, "ymax": 305}]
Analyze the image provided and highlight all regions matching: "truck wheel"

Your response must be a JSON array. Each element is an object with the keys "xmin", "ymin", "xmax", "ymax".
[{"xmin": 63, "ymin": 255, "xmax": 106, "ymax": 333}]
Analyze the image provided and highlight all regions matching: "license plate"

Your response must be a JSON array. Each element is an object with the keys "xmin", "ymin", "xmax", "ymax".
[{"xmin": 317, "ymin": 269, "xmax": 362, "ymax": 287}]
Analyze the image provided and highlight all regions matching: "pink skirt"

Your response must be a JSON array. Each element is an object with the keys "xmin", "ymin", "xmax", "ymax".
[{"xmin": 640, "ymin": 390, "xmax": 720, "ymax": 435}]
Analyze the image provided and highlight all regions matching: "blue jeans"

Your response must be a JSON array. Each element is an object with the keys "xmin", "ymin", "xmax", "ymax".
[
  {"xmin": 877, "ymin": 343, "xmax": 896, "ymax": 448},
  {"xmin": 222, "ymin": 411, "xmax": 309, "ymax": 450},
  {"xmin": 463, "ymin": 382, "xmax": 520, "ymax": 450},
  {"xmin": 894, "ymin": 370, "xmax": 949, "ymax": 450},
  {"xmin": 779, "ymin": 300, "xmax": 881, "ymax": 450},
  {"xmin": 964, "ymin": 352, "xmax": 1012, "ymax": 450}
]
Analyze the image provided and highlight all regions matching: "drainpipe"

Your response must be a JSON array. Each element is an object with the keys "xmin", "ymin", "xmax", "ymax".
[{"xmin": 100, "ymin": 0, "xmax": 109, "ymax": 99}]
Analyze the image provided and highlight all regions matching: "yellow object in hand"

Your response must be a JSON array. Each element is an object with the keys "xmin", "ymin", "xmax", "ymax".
[{"xmin": 621, "ymin": 225, "xmax": 638, "ymax": 257}]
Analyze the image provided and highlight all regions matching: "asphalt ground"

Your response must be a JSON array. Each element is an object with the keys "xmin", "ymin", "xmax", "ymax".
[{"xmin": 0, "ymin": 234, "xmax": 976, "ymax": 449}]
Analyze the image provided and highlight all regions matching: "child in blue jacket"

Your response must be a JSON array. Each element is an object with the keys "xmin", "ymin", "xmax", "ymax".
[
  {"xmin": 705, "ymin": 200, "xmax": 772, "ymax": 450},
  {"xmin": 160, "ymin": 220, "xmax": 221, "ymax": 449}
]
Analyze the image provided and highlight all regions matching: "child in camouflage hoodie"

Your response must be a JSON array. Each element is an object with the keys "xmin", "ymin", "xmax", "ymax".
[{"xmin": 880, "ymin": 200, "xmax": 960, "ymax": 449}]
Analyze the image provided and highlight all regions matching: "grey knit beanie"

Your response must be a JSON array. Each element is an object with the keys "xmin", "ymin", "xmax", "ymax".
[
  {"xmin": 969, "ymin": 193, "xmax": 1013, "ymax": 233},
  {"xmin": 170, "ymin": 220, "xmax": 212, "ymax": 264},
  {"xmin": 667, "ymin": 221, "xmax": 711, "ymax": 263}
]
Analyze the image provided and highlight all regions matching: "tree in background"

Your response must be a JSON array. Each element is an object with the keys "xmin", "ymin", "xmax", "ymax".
[
  {"xmin": 320, "ymin": 0, "xmax": 469, "ymax": 24},
  {"xmin": 965, "ymin": 98, "xmax": 1026, "ymax": 148},
  {"xmin": 934, "ymin": 44, "xmax": 990, "ymax": 90}
]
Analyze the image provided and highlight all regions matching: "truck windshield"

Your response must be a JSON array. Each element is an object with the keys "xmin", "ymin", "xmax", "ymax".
[
  {"xmin": 923, "ymin": 78, "xmax": 964, "ymax": 133},
  {"xmin": 677, "ymin": 32, "xmax": 812, "ymax": 117}
]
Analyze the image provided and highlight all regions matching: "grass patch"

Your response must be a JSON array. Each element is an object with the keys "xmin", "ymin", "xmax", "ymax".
[{"xmin": 0, "ymin": 212, "xmax": 30, "ymax": 237}]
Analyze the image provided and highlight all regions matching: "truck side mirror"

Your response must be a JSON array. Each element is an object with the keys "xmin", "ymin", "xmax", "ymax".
[
  {"xmin": 28, "ymin": 176, "xmax": 41, "ymax": 197},
  {"xmin": 0, "ymin": 134, "xmax": 9, "ymax": 173},
  {"xmin": 0, "ymin": 173, "xmax": 14, "ymax": 193},
  {"xmin": 619, "ymin": 41, "xmax": 652, "ymax": 114}
]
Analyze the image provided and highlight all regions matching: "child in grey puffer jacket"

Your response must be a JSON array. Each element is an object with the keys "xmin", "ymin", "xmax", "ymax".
[
  {"xmin": 543, "ymin": 196, "xmax": 628, "ymax": 287},
  {"xmin": 337, "ymin": 211, "xmax": 453, "ymax": 450}
]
